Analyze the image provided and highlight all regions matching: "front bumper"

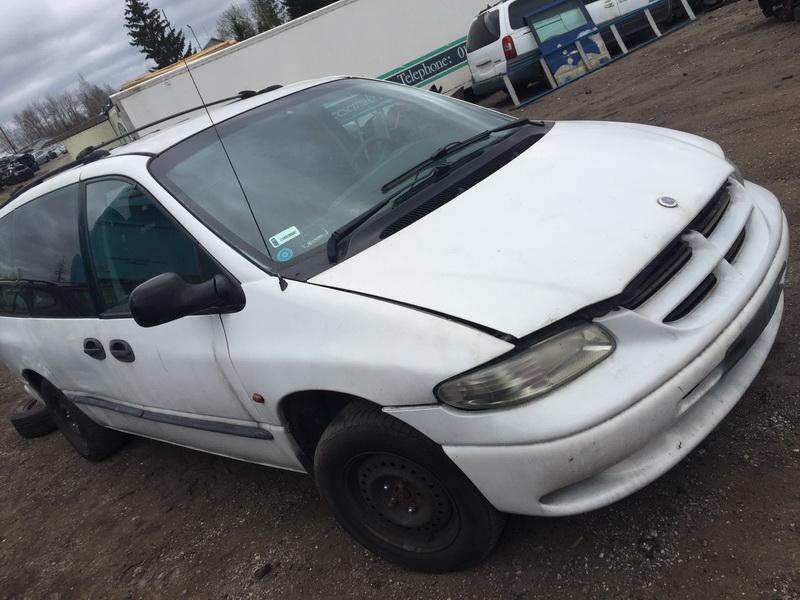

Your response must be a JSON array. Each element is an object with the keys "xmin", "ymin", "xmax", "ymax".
[
  {"xmin": 445, "ymin": 283, "xmax": 783, "ymax": 516},
  {"xmin": 387, "ymin": 182, "xmax": 788, "ymax": 516}
]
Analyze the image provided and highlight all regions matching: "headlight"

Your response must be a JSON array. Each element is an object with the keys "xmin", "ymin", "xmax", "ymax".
[
  {"xmin": 726, "ymin": 158, "xmax": 744, "ymax": 185},
  {"xmin": 435, "ymin": 323, "xmax": 615, "ymax": 411}
]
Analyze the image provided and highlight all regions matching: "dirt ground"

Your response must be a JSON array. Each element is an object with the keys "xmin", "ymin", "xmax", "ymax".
[{"xmin": 1, "ymin": 3, "xmax": 799, "ymax": 598}]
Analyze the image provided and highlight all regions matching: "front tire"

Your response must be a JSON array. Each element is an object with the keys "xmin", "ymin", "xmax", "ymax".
[
  {"xmin": 40, "ymin": 380, "xmax": 127, "ymax": 462},
  {"xmin": 314, "ymin": 403, "xmax": 505, "ymax": 571}
]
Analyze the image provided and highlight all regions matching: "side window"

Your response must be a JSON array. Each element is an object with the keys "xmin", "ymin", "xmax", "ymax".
[
  {"xmin": 85, "ymin": 179, "xmax": 220, "ymax": 314},
  {"xmin": 11, "ymin": 184, "xmax": 94, "ymax": 318}
]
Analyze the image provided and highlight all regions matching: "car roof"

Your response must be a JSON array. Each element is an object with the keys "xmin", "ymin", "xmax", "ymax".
[{"xmin": 110, "ymin": 76, "xmax": 343, "ymax": 157}]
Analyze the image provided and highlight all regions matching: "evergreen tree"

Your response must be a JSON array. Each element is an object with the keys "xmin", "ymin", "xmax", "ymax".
[
  {"xmin": 249, "ymin": 0, "xmax": 283, "ymax": 32},
  {"xmin": 124, "ymin": 0, "xmax": 193, "ymax": 70},
  {"xmin": 283, "ymin": 0, "xmax": 338, "ymax": 20}
]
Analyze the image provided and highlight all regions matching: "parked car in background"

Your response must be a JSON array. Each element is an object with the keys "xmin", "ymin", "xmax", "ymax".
[
  {"xmin": 466, "ymin": 0, "xmax": 674, "ymax": 96},
  {"xmin": 0, "ymin": 77, "xmax": 787, "ymax": 572},
  {"xmin": 14, "ymin": 153, "xmax": 38, "ymax": 173},
  {"xmin": 33, "ymin": 150, "xmax": 50, "ymax": 166},
  {"xmin": 2, "ymin": 161, "xmax": 35, "ymax": 185}
]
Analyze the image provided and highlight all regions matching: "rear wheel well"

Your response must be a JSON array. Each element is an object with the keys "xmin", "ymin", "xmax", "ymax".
[{"xmin": 280, "ymin": 391, "xmax": 376, "ymax": 472}]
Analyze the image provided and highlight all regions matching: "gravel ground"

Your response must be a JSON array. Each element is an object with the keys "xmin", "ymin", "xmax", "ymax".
[{"xmin": 1, "ymin": 3, "xmax": 799, "ymax": 598}]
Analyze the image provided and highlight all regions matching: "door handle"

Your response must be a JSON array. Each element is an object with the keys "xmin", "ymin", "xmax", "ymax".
[
  {"xmin": 109, "ymin": 339, "xmax": 135, "ymax": 363},
  {"xmin": 604, "ymin": 1, "xmax": 615, "ymax": 6},
  {"xmin": 83, "ymin": 338, "xmax": 106, "ymax": 360}
]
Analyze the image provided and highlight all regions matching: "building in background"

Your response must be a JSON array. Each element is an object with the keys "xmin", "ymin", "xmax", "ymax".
[
  {"xmin": 60, "ymin": 116, "xmax": 122, "ymax": 158},
  {"xmin": 110, "ymin": 0, "xmax": 490, "ymax": 138}
]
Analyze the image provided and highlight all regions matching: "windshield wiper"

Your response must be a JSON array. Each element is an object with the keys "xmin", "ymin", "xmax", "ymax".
[
  {"xmin": 326, "ymin": 149, "xmax": 483, "ymax": 264},
  {"xmin": 326, "ymin": 196, "xmax": 396, "ymax": 264},
  {"xmin": 326, "ymin": 119, "xmax": 539, "ymax": 264},
  {"xmin": 381, "ymin": 118, "xmax": 535, "ymax": 194}
]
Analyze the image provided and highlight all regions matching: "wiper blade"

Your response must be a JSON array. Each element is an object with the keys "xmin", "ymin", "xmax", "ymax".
[
  {"xmin": 381, "ymin": 118, "xmax": 534, "ymax": 194},
  {"xmin": 326, "ymin": 196, "xmax": 395, "ymax": 264}
]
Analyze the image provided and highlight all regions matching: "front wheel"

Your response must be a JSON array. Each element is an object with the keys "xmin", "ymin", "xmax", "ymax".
[{"xmin": 314, "ymin": 403, "xmax": 505, "ymax": 571}]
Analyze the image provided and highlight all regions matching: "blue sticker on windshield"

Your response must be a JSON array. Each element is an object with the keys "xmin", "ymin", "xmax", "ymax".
[{"xmin": 277, "ymin": 247, "xmax": 294, "ymax": 262}]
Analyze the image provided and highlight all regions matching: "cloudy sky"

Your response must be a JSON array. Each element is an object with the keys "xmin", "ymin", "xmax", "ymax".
[{"xmin": 0, "ymin": 0, "xmax": 228, "ymax": 127}]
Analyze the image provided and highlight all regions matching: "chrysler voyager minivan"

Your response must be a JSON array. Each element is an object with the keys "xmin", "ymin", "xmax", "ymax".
[{"xmin": 0, "ymin": 77, "xmax": 787, "ymax": 571}]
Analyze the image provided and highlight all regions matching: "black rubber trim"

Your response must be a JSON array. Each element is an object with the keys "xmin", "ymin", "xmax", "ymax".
[
  {"xmin": 74, "ymin": 395, "xmax": 143, "ymax": 416},
  {"xmin": 73, "ymin": 396, "xmax": 273, "ymax": 440}
]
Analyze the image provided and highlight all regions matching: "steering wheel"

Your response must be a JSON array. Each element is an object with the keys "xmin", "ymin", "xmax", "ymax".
[{"xmin": 354, "ymin": 137, "xmax": 394, "ymax": 167}]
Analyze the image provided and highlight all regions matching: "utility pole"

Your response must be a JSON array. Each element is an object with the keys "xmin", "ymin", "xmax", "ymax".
[{"xmin": 0, "ymin": 125, "xmax": 17, "ymax": 154}]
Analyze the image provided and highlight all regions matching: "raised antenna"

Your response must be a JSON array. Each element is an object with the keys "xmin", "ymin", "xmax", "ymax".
[{"xmin": 179, "ymin": 56, "xmax": 288, "ymax": 291}]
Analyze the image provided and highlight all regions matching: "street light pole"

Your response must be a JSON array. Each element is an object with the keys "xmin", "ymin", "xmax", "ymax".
[{"xmin": 186, "ymin": 24, "xmax": 202, "ymax": 50}]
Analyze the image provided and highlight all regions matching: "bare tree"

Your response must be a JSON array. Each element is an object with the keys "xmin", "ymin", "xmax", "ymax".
[
  {"xmin": 6, "ymin": 76, "xmax": 116, "ymax": 146},
  {"xmin": 217, "ymin": 4, "xmax": 257, "ymax": 41}
]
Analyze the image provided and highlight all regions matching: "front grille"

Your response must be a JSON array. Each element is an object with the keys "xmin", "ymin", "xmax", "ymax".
[
  {"xmin": 725, "ymin": 229, "xmax": 746, "ymax": 264},
  {"xmin": 619, "ymin": 182, "xmax": 744, "ymax": 323},
  {"xmin": 621, "ymin": 240, "xmax": 692, "ymax": 310},
  {"xmin": 687, "ymin": 185, "xmax": 731, "ymax": 237},
  {"xmin": 664, "ymin": 274, "xmax": 718, "ymax": 323}
]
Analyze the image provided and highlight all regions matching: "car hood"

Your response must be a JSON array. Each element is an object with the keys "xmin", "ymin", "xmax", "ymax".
[{"xmin": 310, "ymin": 121, "xmax": 733, "ymax": 338}]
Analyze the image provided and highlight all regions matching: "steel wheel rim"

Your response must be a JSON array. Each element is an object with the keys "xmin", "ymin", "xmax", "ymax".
[
  {"xmin": 345, "ymin": 452, "xmax": 459, "ymax": 553},
  {"xmin": 52, "ymin": 398, "xmax": 89, "ymax": 455}
]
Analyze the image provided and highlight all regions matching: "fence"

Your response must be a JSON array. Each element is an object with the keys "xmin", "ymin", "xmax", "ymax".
[{"xmin": 502, "ymin": 0, "xmax": 698, "ymax": 107}]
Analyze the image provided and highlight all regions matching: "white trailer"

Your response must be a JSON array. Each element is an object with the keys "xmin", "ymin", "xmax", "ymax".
[{"xmin": 110, "ymin": 0, "xmax": 492, "ymax": 138}]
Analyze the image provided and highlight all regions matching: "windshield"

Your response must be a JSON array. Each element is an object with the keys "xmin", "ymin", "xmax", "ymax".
[{"xmin": 151, "ymin": 78, "xmax": 512, "ymax": 270}]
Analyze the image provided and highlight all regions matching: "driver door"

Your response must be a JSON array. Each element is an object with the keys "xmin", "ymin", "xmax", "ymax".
[{"xmin": 74, "ymin": 177, "xmax": 275, "ymax": 464}]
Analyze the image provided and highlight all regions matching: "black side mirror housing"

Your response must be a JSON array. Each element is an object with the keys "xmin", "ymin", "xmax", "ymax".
[{"xmin": 129, "ymin": 273, "xmax": 246, "ymax": 328}]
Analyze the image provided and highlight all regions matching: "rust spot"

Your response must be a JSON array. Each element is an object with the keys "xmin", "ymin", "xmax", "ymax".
[{"xmin": 252, "ymin": 393, "xmax": 265, "ymax": 404}]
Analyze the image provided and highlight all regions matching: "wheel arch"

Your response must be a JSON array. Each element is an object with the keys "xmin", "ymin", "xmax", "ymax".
[{"xmin": 279, "ymin": 390, "xmax": 381, "ymax": 472}]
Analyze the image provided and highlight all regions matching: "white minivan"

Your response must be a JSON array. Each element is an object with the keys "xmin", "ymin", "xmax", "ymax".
[
  {"xmin": 0, "ymin": 77, "xmax": 787, "ymax": 571},
  {"xmin": 467, "ymin": 0, "xmax": 674, "ymax": 96}
]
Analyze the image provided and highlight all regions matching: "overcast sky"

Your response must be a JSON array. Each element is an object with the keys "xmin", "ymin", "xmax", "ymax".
[{"xmin": 0, "ymin": 0, "xmax": 228, "ymax": 127}]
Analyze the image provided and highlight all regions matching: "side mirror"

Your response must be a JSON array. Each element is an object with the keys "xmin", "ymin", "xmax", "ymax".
[{"xmin": 129, "ymin": 273, "xmax": 246, "ymax": 328}]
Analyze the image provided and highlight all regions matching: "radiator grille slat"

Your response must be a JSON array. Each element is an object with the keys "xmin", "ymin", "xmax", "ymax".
[{"xmin": 620, "ymin": 182, "xmax": 743, "ymax": 323}]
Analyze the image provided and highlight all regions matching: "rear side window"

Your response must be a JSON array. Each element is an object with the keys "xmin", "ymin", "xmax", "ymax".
[
  {"xmin": 508, "ymin": 0, "xmax": 554, "ymax": 29},
  {"xmin": 85, "ymin": 179, "xmax": 220, "ymax": 314},
  {"xmin": 467, "ymin": 11, "xmax": 502, "ymax": 52},
  {"xmin": 1, "ymin": 185, "xmax": 95, "ymax": 318}
]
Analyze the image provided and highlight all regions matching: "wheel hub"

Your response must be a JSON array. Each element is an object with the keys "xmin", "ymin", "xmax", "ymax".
[{"xmin": 354, "ymin": 454, "xmax": 453, "ymax": 534}]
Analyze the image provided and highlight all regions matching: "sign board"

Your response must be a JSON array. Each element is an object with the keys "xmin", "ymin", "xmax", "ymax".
[{"xmin": 380, "ymin": 38, "xmax": 469, "ymax": 87}]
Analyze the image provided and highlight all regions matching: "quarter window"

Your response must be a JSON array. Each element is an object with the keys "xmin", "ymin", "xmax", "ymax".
[
  {"xmin": 85, "ymin": 179, "xmax": 220, "ymax": 314},
  {"xmin": 1, "ymin": 184, "xmax": 94, "ymax": 318}
]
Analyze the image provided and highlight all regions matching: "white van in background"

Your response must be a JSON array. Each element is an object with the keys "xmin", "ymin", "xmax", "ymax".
[{"xmin": 467, "ymin": 0, "xmax": 674, "ymax": 96}]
